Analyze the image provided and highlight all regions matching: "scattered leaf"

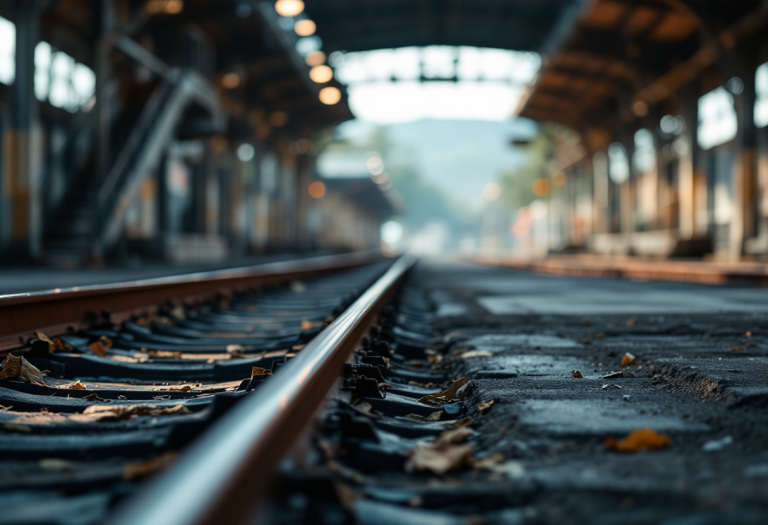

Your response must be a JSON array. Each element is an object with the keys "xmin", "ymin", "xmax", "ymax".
[
  {"xmin": 168, "ymin": 385, "xmax": 191, "ymax": 391},
  {"xmin": 473, "ymin": 454, "xmax": 526, "ymax": 478},
  {"xmin": 301, "ymin": 320, "xmax": 324, "ymax": 330},
  {"xmin": 461, "ymin": 350, "xmax": 493, "ymax": 359},
  {"xmin": 425, "ymin": 410, "xmax": 443, "ymax": 421},
  {"xmin": 153, "ymin": 395, "xmax": 172, "ymax": 400},
  {"xmin": 226, "ymin": 344, "xmax": 245, "ymax": 354},
  {"xmin": 71, "ymin": 404, "xmax": 190, "ymax": 423},
  {"xmin": 67, "ymin": 380, "xmax": 87, "ymax": 390},
  {"xmin": 250, "ymin": 367, "xmax": 271, "ymax": 379},
  {"xmin": 602, "ymin": 384, "xmax": 609, "ymax": 390},
  {"xmin": 0, "ymin": 354, "xmax": 48, "ymax": 386},
  {"xmin": 83, "ymin": 393, "xmax": 104, "ymax": 402},
  {"xmin": 435, "ymin": 427, "xmax": 476, "ymax": 446},
  {"xmin": 418, "ymin": 378, "xmax": 470, "ymax": 406},
  {"xmin": 88, "ymin": 336, "xmax": 113, "ymax": 357},
  {"xmin": 571, "ymin": 370, "xmax": 584, "ymax": 378},
  {"xmin": 170, "ymin": 306, "xmax": 186, "ymax": 320},
  {"xmin": 622, "ymin": 370, "xmax": 635, "ymax": 378},
  {"xmin": 123, "ymin": 452, "xmax": 179, "ymax": 480},
  {"xmin": 36, "ymin": 332, "xmax": 71, "ymax": 352},
  {"xmin": 595, "ymin": 333, "xmax": 605, "ymax": 339},
  {"xmin": 149, "ymin": 350, "xmax": 182, "ymax": 358},
  {"xmin": 745, "ymin": 331, "xmax": 752, "ymax": 337},
  {"xmin": 405, "ymin": 442, "xmax": 475, "ymax": 475},
  {"xmin": 625, "ymin": 319, "xmax": 636, "ymax": 327},
  {"xmin": 603, "ymin": 371, "xmax": 623, "ymax": 379},
  {"xmin": 621, "ymin": 353, "xmax": 637, "ymax": 367},
  {"xmin": 350, "ymin": 401, "xmax": 382, "ymax": 420},
  {"xmin": 478, "ymin": 399, "xmax": 494, "ymax": 414},
  {"xmin": 731, "ymin": 346, "xmax": 742, "ymax": 352},
  {"xmin": 605, "ymin": 428, "xmax": 671, "ymax": 452}
]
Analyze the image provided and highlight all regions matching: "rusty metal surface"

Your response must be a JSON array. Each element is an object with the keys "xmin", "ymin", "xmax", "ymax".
[
  {"xmin": 0, "ymin": 250, "xmax": 387, "ymax": 351},
  {"xmin": 104, "ymin": 254, "xmax": 415, "ymax": 525}
]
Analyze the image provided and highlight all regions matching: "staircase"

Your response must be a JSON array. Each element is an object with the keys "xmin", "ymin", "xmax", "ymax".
[{"xmin": 41, "ymin": 69, "xmax": 222, "ymax": 266}]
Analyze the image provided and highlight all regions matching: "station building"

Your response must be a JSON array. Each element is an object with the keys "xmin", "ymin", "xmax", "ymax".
[{"xmin": 517, "ymin": 0, "xmax": 768, "ymax": 260}]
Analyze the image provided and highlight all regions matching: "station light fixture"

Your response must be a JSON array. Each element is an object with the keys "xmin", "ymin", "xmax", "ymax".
[
  {"xmin": 294, "ymin": 19, "xmax": 316, "ymax": 37},
  {"xmin": 305, "ymin": 51, "xmax": 326, "ymax": 67},
  {"xmin": 318, "ymin": 86, "xmax": 341, "ymax": 105},
  {"xmin": 308, "ymin": 181, "xmax": 326, "ymax": 199},
  {"xmin": 221, "ymin": 72, "xmax": 240, "ymax": 89},
  {"xmin": 275, "ymin": 0, "xmax": 304, "ymax": 17},
  {"xmin": 309, "ymin": 65, "xmax": 333, "ymax": 83}
]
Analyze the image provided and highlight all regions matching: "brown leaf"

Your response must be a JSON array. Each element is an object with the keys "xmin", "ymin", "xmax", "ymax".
[
  {"xmin": 605, "ymin": 428, "xmax": 671, "ymax": 452},
  {"xmin": 148, "ymin": 350, "xmax": 182, "ymax": 358},
  {"xmin": 595, "ymin": 333, "xmax": 605, "ymax": 339},
  {"xmin": 88, "ymin": 336, "xmax": 113, "ymax": 357},
  {"xmin": 621, "ymin": 353, "xmax": 637, "ymax": 367},
  {"xmin": 226, "ymin": 344, "xmax": 245, "ymax": 354},
  {"xmin": 301, "ymin": 320, "xmax": 324, "ymax": 331},
  {"xmin": 731, "ymin": 346, "xmax": 742, "ymax": 352},
  {"xmin": 67, "ymin": 380, "xmax": 87, "ymax": 390},
  {"xmin": 425, "ymin": 410, "xmax": 443, "ymax": 421},
  {"xmin": 478, "ymin": 399, "xmax": 494, "ymax": 415},
  {"xmin": 71, "ymin": 403, "xmax": 190, "ymax": 423},
  {"xmin": 0, "ymin": 354, "xmax": 48, "ymax": 386},
  {"xmin": 434, "ymin": 427, "xmax": 476, "ymax": 447},
  {"xmin": 572, "ymin": 370, "xmax": 584, "ymax": 378},
  {"xmin": 123, "ymin": 452, "xmax": 179, "ymax": 481},
  {"xmin": 36, "ymin": 332, "xmax": 71, "ymax": 352},
  {"xmin": 405, "ymin": 442, "xmax": 474, "ymax": 475},
  {"xmin": 83, "ymin": 393, "xmax": 104, "ymax": 402},
  {"xmin": 625, "ymin": 319, "xmax": 636, "ymax": 327},
  {"xmin": 351, "ymin": 401, "xmax": 382, "ymax": 420},
  {"xmin": 250, "ymin": 367, "xmax": 271, "ymax": 379},
  {"xmin": 418, "ymin": 377, "xmax": 470, "ymax": 406},
  {"xmin": 168, "ymin": 385, "xmax": 191, "ymax": 392}
]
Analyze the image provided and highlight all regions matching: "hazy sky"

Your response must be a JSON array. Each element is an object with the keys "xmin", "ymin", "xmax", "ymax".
[{"xmin": 334, "ymin": 118, "xmax": 536, "ymax": 210}]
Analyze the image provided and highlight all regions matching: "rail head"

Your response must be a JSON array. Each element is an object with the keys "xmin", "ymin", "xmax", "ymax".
[
  {"xmin": 0, "ymin": 250, "xmax": 387, "ymax": 351},
  {"xmin": 105, "ymin": 254, "xmax": 415, "ymax": 525}
]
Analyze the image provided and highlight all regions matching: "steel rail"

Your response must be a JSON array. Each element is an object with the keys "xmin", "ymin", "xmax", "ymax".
[
  {"xmin": 105, "ymin": 254, "xmax": 415, "ymax": 525},
  {"xmin": 0, "ymin": 250, "xmax": 385, "ymax": 351}
]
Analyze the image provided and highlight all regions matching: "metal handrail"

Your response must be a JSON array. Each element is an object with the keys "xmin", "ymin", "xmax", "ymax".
[{"xmin": 105, "ymin": 254, "xmax": 415, "ymax": 525}]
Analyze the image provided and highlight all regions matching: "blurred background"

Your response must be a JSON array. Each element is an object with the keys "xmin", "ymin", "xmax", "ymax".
[{"xmin": 1, "ymin": 0, "xmax": 768, "ymax": 272}]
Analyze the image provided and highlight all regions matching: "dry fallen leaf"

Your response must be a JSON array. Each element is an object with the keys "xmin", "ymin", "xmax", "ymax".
[
  {"xmin": 149, "ymin": 350, "xmax": 182, "ymax": 358},
  {"xmin": 478, "ymin": 399, "xmax": 494, "ymax": 415},
  {"xmin": 83, "ymin": 393, "xmax": 104, "ymax": 402},
  {"xmin": 595, "ymin": 333, "xmax": 605, "ymax": 339},
  {"xmin": 301, "ymin": 320, "xmax": 324, "ymax": 330},
  {"xmin": 405, "ymin": 442, "xmax": 475, "ymax": 475},
  {"xmin": 621, "ymin": 353, "xmax": 637, "ymax": 367},
  {"xmin": 605, "ymin": 428, "xmax": 671, "ymax": 452},
  {"xmin": 36, "ymin": 332, "xmax": 71, "ymax": 352},
  {"xmin": 731, "ymin": 346, "xmax": 742, "ymax": 352},
  {"xmin": 0, "ymin": 354, "xmax": 48, "ymax": 386},
  {"xmin": 425, "ymin": 410, "xmax": 443, "ymax": 421},
  {"xmin": 123, "ymin": 452, "xmax": 179, "ymax": 481},
  {"xmin": 461, "ymin": 350, "xmax": 493, "ymax": 359},
  {"xmin": 88, "ymin": 336, "xmax": 113, "ymax": 357},
  {"xmin": 473, "ymin": 454, "xmax": 526, "ymax": 478},
  {"xmin": 250, "ymin": 367, "xmax": 271, "ymax": 379},
  {"xmin": 350, "ymin": 401, "xmax": 382, "ymax": 420},
  {"xmin": 67, "ymin": 380, "xmax": 87, "ymax": 390},
  {"xmin": 226, "ymin": 344, "xmax": 245, "ymax": 354},
  {"xmin": 572, "ymin": 370, "xmax": 584, "ymax": 378},
  {"xmin": 625, "ymin": 319, "xmax": 636, "ymax": 327},
  {"xmin": 435, "ymin": 427, "xmax": 476, "ymax": 447},
  {"xmin": 168, "ymin": 385, "xmax": 191, "ymax": 392},
  {"xmin": 71, "ymin": 403, "xmax": 190, "ymax": 423},
  {"xmin": 418, "ymin": 377, "xmax": 471, "ymax": 406}
]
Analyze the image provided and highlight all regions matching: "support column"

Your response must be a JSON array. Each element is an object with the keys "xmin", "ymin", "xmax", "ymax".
[
  {"xmin": 96, "ymin": 0, "xmax": 116, "ymax": 180},
  {"xmin": 731, "ymin": 56, "xmax": 758, "ymax": 259},
  {"xmin": 678, "ymin": 88, "xmax": 699, "ymax": 240},
  {"xmin": 5, "ymin": 0, "xmax": 42, "ymax": 260}
]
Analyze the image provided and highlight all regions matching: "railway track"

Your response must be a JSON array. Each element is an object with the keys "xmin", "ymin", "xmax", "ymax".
[{"xmin": 0, "ymin": 252, "xmax": 415, "ymax": 525}]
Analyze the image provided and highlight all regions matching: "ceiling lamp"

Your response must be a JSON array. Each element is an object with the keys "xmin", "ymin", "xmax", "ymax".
[
  {"xmin": 319, "ymin": 86, "xmax": 341, "ymax": 105},
  {"xmin": 275, "ymin": 0, "xmax": 304, "ymax": 17},
  {"xmin": 305, "ymin": 51, "xmax": 326, "ymax": 67},
  {"xmin": 294, "ymin": 19, "xmax": 316, "ymax": 37},
  {"xmin": 309, "ymin": 65, "xmax": 333, "ymax": 83}
]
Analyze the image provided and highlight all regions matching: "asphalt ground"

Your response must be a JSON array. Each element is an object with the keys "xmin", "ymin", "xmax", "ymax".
[{"xmin": 418, "ymin": 259, "xmax": 768, "ymax": 524}]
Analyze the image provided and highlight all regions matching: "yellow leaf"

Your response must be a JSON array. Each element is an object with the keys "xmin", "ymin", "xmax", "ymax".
[
  {"xmin": 418, "ymin": 377, "xmax": 470, "ymax": 406},
  {"xmin": 67, "ymin": 380, "xmax": 87, "ymax": 390},
  {"xmin": 621, "ymin": 353, "xmax": 637, "ymax": 367},
  {"xmin": 478, "ymin": 399, "xmax": 494, "ymax": 414},
  {"xmin": 605, "ymin": 428, "xmax": 671, "ymax": 452}
]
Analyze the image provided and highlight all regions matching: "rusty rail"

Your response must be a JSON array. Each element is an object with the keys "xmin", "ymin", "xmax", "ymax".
[
  {"xmin": 0, "ymin": 250, "xmax": 386, "ymax": 351},
  {"xmin": 105, "ymin": 254, "xmax": 414, "ymax": 525}
]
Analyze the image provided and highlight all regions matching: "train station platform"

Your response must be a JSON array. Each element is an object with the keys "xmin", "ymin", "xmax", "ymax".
[
  {"xmin": 472, "ymin": 254, "xmax": 768, "ymax": 287},
  {"xmin": 406, "ymin": 259, "xmax": 768, "ymax": 523}
]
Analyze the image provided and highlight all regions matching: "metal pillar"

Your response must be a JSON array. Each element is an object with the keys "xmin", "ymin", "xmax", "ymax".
[
  {"xmin": 731, "ymin": 60, "xmax": 758, "ymax": 259},
  {"xmin": 96, "ymin": 0, "xmax": 116, "ymax": 180},
  {"xmin": 5, "ymin": 0, "xmax": 42, "ymax": 260}
]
